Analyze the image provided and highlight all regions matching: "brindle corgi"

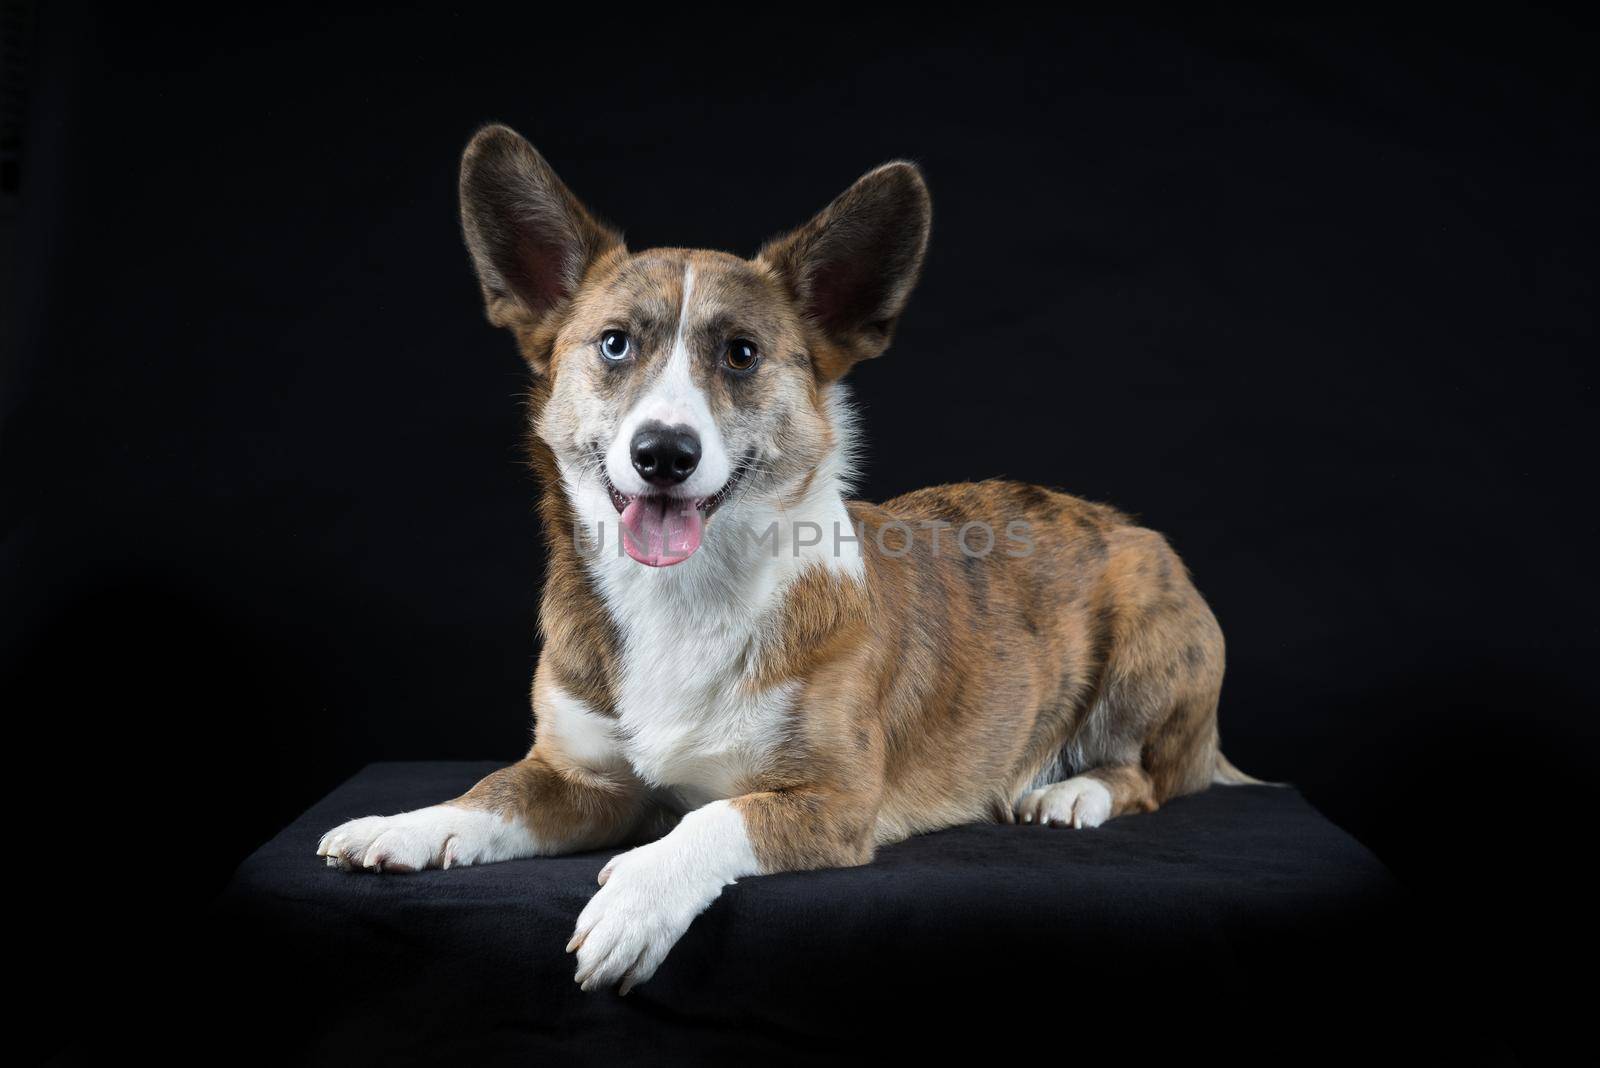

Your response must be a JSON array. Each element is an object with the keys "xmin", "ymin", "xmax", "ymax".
[{"xmin": 317, "ymin": 124, "xmax": 1256, "ymax": 994}]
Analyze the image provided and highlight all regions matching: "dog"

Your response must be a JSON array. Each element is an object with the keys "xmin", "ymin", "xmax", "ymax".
[{"xmin": 316, "ymin": 124, "xmax": 1255, "ymax": 994}]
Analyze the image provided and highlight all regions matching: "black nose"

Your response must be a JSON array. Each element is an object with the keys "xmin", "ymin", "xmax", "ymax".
[{"xmin": 630, "ymin": 422, "xmax": 701, "ymax": 486}]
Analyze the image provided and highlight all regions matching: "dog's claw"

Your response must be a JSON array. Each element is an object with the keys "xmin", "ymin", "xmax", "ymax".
[
  {"xmin": 316, "ymin": 807, "xmax": 535, "ymax": 874},
  {"xmin": 1013, "ymin": 777, "xmax": 1113, "ymax": 830}
]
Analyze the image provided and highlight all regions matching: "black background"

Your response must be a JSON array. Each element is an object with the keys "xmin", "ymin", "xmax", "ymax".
[{"xmin": 3, "ymin": 5, "xmax": 1594, "ymax": 1062}]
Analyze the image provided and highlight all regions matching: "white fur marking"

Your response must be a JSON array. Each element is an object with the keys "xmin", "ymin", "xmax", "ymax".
[
  {"xmin": 671, "ymin": 264, "xmax": 696, "ymax": 362},
  {"xmin": 1015, "ymin": 776, "xmax": 1114, "ymax": 829},
  {"xmin": 542, "ymin": 681, "xmax": 625, "ymax": 772},
  {"xmin": 570, "ymin": 799, "xmax": 759, "ymax": 992},
  {"xmin": 604, "ymin": 265, "xmax": 733, "ymax": 501},
  {"xmin": 316, "ymin": 805, "xmax": 539, "ymax": 871},
  {"xmin": 557, "ymin": 383, "xmax": 867, "ymax": 803}
]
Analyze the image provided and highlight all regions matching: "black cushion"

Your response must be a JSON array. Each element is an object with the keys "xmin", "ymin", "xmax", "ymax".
[{"xmin": 211, "ymin": 761, "xmax": 1417, "ymax": 1065}]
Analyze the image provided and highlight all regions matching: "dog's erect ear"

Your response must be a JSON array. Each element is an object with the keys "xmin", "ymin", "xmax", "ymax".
[
  {"xmin": 758, "ymin": 162, "xmax": 931, "ymax": 381},
  {"xmin": 459, "ymin": 125, "xmax": 623, "ymax": 371}
]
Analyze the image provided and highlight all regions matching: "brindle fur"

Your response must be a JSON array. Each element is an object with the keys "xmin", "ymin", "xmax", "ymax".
[{"xmin": 449, "ymin": 124, "xmax": 1243, "ymax": 878}]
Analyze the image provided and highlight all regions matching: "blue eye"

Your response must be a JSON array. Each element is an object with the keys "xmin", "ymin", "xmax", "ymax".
[{"xmin": 600, "ymin": 330, "xmax": 631, "ymax": 361}]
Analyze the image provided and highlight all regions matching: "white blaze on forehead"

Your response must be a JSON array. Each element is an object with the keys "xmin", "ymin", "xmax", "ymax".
[
  {"xmin": 605, "ymin": 264, "xmax": 733, "ymax": 500},
  {"xmin": 670, "ymin": 266, "xmax": 697, "ymax": 376}
]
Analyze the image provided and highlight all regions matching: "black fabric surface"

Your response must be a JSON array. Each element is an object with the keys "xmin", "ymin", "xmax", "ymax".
[{"xmin": 208, "ymin": 762, "xmax": 1430, "ymax": 1065}]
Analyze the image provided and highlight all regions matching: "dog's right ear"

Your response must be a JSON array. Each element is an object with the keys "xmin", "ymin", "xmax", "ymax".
[{"xmin": 459, "ymin": 125, "xmax": 623, "ymax": 371}]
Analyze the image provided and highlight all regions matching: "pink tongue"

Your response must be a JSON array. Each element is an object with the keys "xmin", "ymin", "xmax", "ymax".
[{"xmin": 620, "ymin": 496, "xmax": 704, "ymax": 566}]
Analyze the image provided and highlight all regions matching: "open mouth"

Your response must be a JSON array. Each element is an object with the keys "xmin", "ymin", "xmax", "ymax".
[{"xmin": 596, "ymin": 452, "xmax": 747, "ymax": 568}]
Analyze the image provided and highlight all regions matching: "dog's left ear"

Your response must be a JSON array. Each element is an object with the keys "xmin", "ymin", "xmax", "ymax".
[{"xmin": 758, "ymin": 161, "xmax": 931, "ymax": 382}]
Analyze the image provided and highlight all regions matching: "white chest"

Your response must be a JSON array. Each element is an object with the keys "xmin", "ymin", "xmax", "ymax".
[
  {"xmin": 548, "ymin": 443, "xmax": 864, "ymax": 804},
  {"xmin": 618, "ymin": 676, "xmax": 797, "ymax": 806},
  {"xmin": 606, "ymin": 588, "xmax": 797, "ymax": 803}
]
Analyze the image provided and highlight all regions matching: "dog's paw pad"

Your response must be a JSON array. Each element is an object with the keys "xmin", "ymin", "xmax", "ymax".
[{"xmin": 1014, "ymin": 776, "xmax": 1114, "ymax": 829}]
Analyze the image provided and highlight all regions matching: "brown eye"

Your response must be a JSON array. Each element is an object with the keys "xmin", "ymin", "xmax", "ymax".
[{"xmin": 725, "ymin": 338, "xmax": 759, "ymax": 371}]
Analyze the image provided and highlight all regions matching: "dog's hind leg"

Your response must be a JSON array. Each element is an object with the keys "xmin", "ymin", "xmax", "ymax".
[
  {"xmin": 1013, "ymin": 765, "xmax": 1157, "ymax": 828},
  {"xmin": 1013, "ymin": 528, "xmax": 1230, "ymax": 829}
]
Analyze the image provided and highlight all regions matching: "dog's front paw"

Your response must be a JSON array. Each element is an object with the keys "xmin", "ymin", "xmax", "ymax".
[
  {"xmin": 566, "ymin": 842, "xmax": 727, "ymax": 994},
  {"xmin": 316, "ymin": 804, "xmax": 534, "ymax": 872},
  {"xmin": 1015, "ymin": 776, "xmax": 1114, "ymax": 829}
]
